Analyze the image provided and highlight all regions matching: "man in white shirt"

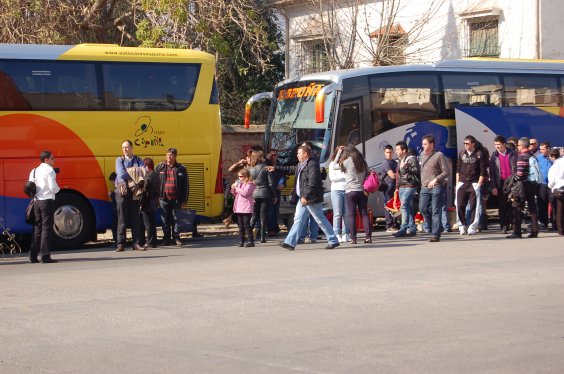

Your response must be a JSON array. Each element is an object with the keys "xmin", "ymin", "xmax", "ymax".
[
  {"xmin": 29, "ymin": 150, "xmax": 60, "ymax": 263},
  {"xmin": 548, "ymin": 154, "xmax": 564, "ymax": 235}
]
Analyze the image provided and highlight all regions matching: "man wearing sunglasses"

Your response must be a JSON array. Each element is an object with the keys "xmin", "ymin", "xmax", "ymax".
[{"xmin": 455, "ymin": 135, "xmax": 488, "ymax": 236}]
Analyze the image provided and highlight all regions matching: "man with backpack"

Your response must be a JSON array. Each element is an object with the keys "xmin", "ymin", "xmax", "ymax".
[
  {"xmin": 419, "ymin": 135, "xmax": 450, "ymax": 242},
  {"xmin": 507, "ymin": 137, "xmax": 540, "ymax": 238}
]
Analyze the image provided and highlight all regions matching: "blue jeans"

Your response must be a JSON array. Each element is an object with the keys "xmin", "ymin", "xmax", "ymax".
[
  {"xmin": 419, "ymin": 185, "xmax": 445, "ymax": 238},
  {"xmin": 299, "ymin": 216, "xmax": 319, "ymax": 241},
  {"xmin": 398, "ymin": 187, "xmax": 416, "ymax": 234},
  {"xmin": 330, "ymin": 189, "xmax": 348, "ymax": 236},
  {"xmin": 160, "ymin": 198, "xmax": 180, "ymax": 242},
  {"xmin": 285, "ymin": 201, "xmax": 338, "ymax": 248}
]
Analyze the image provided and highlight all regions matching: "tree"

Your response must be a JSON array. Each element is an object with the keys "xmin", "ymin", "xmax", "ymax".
[{"xmin": 0, "ymin": 0, "xmax": 284, "ymax": 125}]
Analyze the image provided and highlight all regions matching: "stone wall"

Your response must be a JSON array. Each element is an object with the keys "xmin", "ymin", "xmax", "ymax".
[{"xmin": 221, "ymin": 124, "xmax": 265, "ymax": 182}]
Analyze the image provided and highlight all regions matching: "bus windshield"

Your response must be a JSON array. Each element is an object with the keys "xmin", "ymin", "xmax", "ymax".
[{"xmin": 268, "ymin": 81, "xmax": 335, "ymax": 165}]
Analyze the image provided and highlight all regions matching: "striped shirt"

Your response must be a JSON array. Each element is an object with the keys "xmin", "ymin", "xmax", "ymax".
[{"xmin": 516, "ymin": 151, "xmax": 530, "ymax": 181}]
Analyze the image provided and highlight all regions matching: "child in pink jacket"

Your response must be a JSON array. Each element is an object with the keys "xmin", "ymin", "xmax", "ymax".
[{"xmin": 231, "ymin": 168, "xmax": 256, "ymax": 247}]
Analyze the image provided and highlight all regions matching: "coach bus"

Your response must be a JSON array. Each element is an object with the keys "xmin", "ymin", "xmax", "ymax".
[
  {"xmin": 245, "ymin": 59, "xmax": 564, "ymax": 222},
  {"xmin": 0, "ymin": 43, "xmax": 223, "ymax": 249}
]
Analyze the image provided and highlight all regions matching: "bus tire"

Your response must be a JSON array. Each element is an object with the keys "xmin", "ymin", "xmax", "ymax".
[{"xmin": 52, "ymin": 193, "xmax": 94, "ymax": 250}]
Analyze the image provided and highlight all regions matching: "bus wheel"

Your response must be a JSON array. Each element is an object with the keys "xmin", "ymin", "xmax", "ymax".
[{"xmin": 52, "ymin": 193, "xmax": 94, "ymax": 250}]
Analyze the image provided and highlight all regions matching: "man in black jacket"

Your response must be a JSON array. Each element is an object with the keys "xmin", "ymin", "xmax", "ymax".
[
  {"xmin": 155, "ymin": 147, "xmax": 189, "ymax": 246},
  {"xmin": 269, "ymin": 146, "xmax": 339, "ymax": 250},
  {"xmin": 489, "ymin": 135, "xmax": 517, "ymax": 234}
]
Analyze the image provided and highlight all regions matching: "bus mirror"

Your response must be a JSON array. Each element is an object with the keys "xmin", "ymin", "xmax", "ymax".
[
  {"xmin": 315, "ymin": 84, "xmax": 342, "ymax": 123},
  {"xmin": 244, "ymin": 92, "xmax": 274, "ymax": 129}
]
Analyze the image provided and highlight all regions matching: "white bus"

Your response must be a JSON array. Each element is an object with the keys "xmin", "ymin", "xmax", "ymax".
[{"xmin": 245, "ymin": 59, "xmax": 564, "ymax": 223}]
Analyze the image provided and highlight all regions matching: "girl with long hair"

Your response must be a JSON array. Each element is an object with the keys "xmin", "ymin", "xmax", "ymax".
[
  {"xmin": 231, "ymin": 168, "xmax": 256, "ymax": 247},
  {"xmin": 336, "ymin": 145, "xmax": 372, "ymax": 244},
  {"xmin": 248, "ymin": 150, "xmax": 277, "ymax": 243}
]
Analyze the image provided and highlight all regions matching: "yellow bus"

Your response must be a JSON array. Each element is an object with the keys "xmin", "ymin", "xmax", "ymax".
[{"xmin": 0, "ymin": 43, "xmax": 223, "ymax": 249}]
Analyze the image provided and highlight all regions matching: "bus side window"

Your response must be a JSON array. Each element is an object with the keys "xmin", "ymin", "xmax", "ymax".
[
  {"xmin": 442, "ymin": 73, "xmax": 502, "ymax": 109},
  {"xmin": 503, "ymin": 75, "xmax": 560, "ymax": 107}
]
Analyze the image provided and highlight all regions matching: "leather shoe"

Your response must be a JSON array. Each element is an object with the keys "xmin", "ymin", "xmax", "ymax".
[
  {"xmin": 116, "ymin": 244, "xmax": 125, "ymax": 252},
  {"xmin": 429, "ymin": 237, "xmax": 440, "ymax": 242},
  {"xmin": 175, "ymin": 239, "xmax": 183, "ymax": 246},
  {"xmin": 506, "ymin": 233, "xmax": 522, "ymax": 239},
  {"xmin": 280, "ymin": 242, "xmax": 295, "ymax": 251},
  {"xmin": 364, "ymin": 238, "xmax": 372, "ymax": 244},
  {"xmin": 326, "ymin": 242, "xmax": 340, "ymax": 249},
  {"xmin": 133, "ymin": 243, "xmax": 143, "ymax": 251},
  {"xmin": 41, "ymin": 257, "xmax": 58, "ymax": 263},
  {"xmin": 29, "ymin": 258, "xmax": 40, "ymax": 263},
  {"xmin": 527, "ymin": 232, "xmax": 539, "ymax": 238},
  {"xmin": 350, "ymin": 238, "xmax": 357, "ymax": 244}
]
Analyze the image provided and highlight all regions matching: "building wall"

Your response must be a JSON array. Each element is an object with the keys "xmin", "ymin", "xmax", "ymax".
[
  {"xmin": 279, "ymin": 0, "xmax": 562, "ymax": 78},
  {"xmin": 221, "ymin": 125, "xmax": 265, "ymax": 182}
]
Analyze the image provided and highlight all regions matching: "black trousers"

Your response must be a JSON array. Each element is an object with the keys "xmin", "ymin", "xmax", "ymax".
[
  {"xmin": 537, "ymin": 183, "xmax": 550, "ymax": 226},
  {"xmin": 139, "ymin": 210, "xmax": 158, "ymax": 246},
  {"xmin": 556, "ymin": 195, "xmax": 564, "ymax": 235},
  {"xmin": 30, "ymin": 199, "xmax": 54, "ymax": 260},
  {"xmin": 345, "ymin": 190, "xmax": 371, "ymax": 239},
  {"xmin": 237, "ymin": 213, "xmax": 253, "ymax": 242},
  {"xmin": 495, "ymin": 182, "xmax": 511, "ymax": 229},
  {"xmin": 456, "ymin": 182, "xmax": 477, "ymax": 227},
  {"xmin": 251, "ymin": 197, "xmax": 271, "ymax": 238},
  {"xmin": 513, "ymin": 181, "xmax": 539, "ymax": 235},
  {"xmin": 116, "ymin": 191, "xmax": 140, "ymax": 245},
  {"xmin": 160, "ymin": 199, "xmax": 181, "ymax": 242}
]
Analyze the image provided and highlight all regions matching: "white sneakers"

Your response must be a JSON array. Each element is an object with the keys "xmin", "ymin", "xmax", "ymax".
[
  {"xmin": 459, "ymin": 225, "xmax": 467, "ymax": 235},
  {"xmin": 467, "ymin": 228, "xmax": 477, "ymax": 235},
  {"xmin": 337, "ymin": 234, "xmax": 351, "ymax": 243}
]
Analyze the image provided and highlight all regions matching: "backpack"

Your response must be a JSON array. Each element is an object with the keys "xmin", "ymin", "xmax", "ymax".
[
  {"xmin": 527, "ymin": 155, "xmax": 542, "ymax": 183},
  {"xmin": 363, "ymin": 170, "xmax": 380, "ymax": 193},
  {"xmin": 23, "ymin": 168, "xmax": 37, "ymax": 198}
]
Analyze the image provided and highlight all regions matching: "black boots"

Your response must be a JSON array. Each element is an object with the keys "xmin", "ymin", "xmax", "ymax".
[
  {"xmin": 238, "ymin": 239, "xmax": 245, "ymax": 247},
  {"xmin": 260, "ymin": 227, "xmax": 267, "ymax": 243},
  {"xmin": 244, "ymin": 240, "xmax": 255, "ymax": 247}
]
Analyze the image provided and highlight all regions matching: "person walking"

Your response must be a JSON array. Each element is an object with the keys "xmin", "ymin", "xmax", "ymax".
[
  {"xmin": 418, "ymin": 135, "xmax": 450, "ymax": 243},
  {"xmin": 507, "ymin": 137, "xmax": 540, "ymax": 238},
  {"xmin": 231, "ymin": 168, "xmax": 256, "ymax": 247},
  {"xmin": 155, "ymin": 147, "xmax": 189, "ymax": 246},
  {"xmin": 270, "ymin": 145, "xmax": 339, "ymax": 251},
  {"xmin": 28, "ymin": 150, "xmax": 60, "ymax": 263},
  {"xmin": 489, "ymin": 135, "xmax": 517, "ymax": 234},
  {"xmin": 328, "ymin": 146, "xmax": 349, "ymax": 243},
  {"xmin": 455, "ymin": 135, "xmax": 488, "ymax": 236},
  {"xmin": 115, "ymin": 140, "xmax": 145, "ymax": 252},
  {"xmin": 139, "ymin": 158, "xmax": 161, "ymax": 249},
  {"xmin": 335, "ymin": 145, "xmax": 372, "ymax": 244},
  {"xmin": 248, "ymin": 149, "xmax": 277, "ymax": 243},
  {"xmin": 393, "ymin": 141, "xmax": 419, "ymax": 237}
]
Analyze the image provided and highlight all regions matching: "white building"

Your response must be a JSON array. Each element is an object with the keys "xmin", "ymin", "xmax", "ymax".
[{"xmin": 273, "ymin": 0, "xmax": 564, "ymax": 78}]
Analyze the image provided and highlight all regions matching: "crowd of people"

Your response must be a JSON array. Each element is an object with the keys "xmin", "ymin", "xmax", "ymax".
[
  {"xmin": 25, "ymin": 133, "xmax": 564, "ymax": 262},
  {"xmin": 225, "ymin": 133, "xmax": 564, "ymax": 250}
]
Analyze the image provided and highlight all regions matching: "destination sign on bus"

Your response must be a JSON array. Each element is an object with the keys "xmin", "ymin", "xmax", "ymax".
[{"xmin": 277, "ymin": 82, "xmax": 325, "ymax": 100}]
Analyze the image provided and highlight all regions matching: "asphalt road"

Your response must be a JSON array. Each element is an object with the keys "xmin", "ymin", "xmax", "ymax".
[{"xmin": 1, "ymin": 230, "xmax": 564, "ymax": 373}]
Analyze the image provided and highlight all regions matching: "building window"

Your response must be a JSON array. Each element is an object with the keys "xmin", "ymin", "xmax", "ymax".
[
  {"xmin": 467, "ymin": 18, "xmax": 500, "ymax": 57},
  {"xmin": 298, "ymin": 39, "xmax": 331, "ymax": 75}
]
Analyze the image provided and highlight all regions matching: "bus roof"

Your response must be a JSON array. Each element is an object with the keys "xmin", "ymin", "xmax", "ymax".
[
  {"xmin": 0, "ymin": 43, "xmax": 215, "ymax": 64},
  {"xmin": 281, "ymin": 59, "xmax": 564, "ymax": 87}
]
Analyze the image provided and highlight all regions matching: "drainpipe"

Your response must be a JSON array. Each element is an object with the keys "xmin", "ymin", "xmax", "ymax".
[
  {"xmin": 535, "ymin": 0, "xmax": 541, "ymax": 59},
  {"xmin": 281, "ymin": 11, "xmax": 290, "ymax": 78}
]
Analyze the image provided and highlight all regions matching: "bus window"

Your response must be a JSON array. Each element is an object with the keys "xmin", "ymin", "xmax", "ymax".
[
  {"xmin": 102, "ymin": 62, "xmax": 200, "ymax": 111},
  {"xmin": 502, "ymin": 75, "xmax": 560, "ymax": 107},
  {"xmin": 0, "ymin": 61, "xmax": 100, "ymax": 110},
  {"xmin": 336, "ymin": 101, "xmax": 360, "ymax": 147},
  {"xmin": 442, "ymin": 74, "xmax": 502, "ymax": 110},
  {"xmin": 369, "ymin": 73, "xmax": 439, "ymax": 136}
]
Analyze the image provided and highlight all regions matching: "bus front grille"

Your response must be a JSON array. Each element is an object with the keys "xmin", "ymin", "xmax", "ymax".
[{"xmin": 184, "ymin": 163, "xmax": 206, "ymax": 212}]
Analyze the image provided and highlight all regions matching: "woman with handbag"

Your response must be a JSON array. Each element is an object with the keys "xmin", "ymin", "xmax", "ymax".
[
  {"xmin": 248, "ymin": 150, "xmax": 277, "ymax": 243},
  {"xmin": 336, "ymin": 145, "xmax": 372, "ymax": 244}
]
